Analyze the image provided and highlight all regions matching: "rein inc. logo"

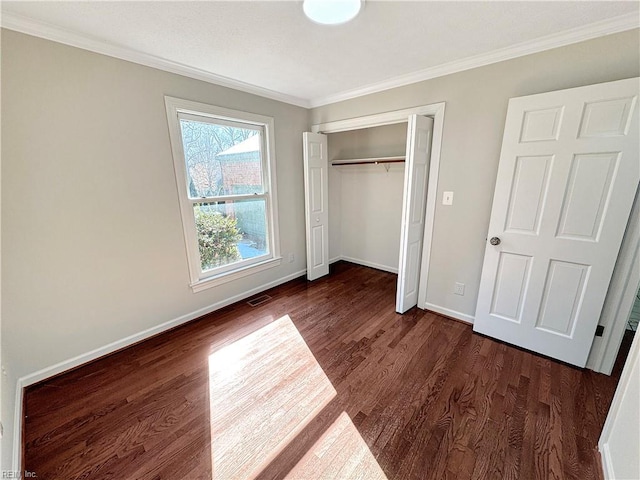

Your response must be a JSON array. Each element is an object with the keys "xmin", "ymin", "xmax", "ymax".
[{"xmin": 2, "ymin": 471, "xmax": 36, "ymax": 478}]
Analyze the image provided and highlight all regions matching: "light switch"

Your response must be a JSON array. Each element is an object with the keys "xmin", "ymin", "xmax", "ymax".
[{"xmin": 443, "ymin": 191, "xmax": 454, "ymax": 205}]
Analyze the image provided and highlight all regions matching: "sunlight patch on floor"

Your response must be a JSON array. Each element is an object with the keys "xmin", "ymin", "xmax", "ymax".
[
  {"xmin": 208, "ymin": 315, "xmax": 337, "ymax": 479},
  {"xmin": 287, "ymin": 411, "xmax": 388, "ymax": 479}
]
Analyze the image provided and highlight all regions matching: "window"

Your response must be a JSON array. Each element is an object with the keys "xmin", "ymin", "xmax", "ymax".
[{"xmin": 165, "ymin": 97, "xmax": 280, "ymax": 291}]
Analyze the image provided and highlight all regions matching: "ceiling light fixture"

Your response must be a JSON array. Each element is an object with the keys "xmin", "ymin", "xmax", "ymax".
[{"xmin": 303, "ymin": 0, "xmax": 362, "ymax": 25}]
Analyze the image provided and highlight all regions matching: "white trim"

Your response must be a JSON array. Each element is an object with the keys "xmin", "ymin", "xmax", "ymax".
[
  {"xmin": 10, "ymin": 268, "xmax": 306, "ymax": 470},
  {"xmin": 0, "ymin": 12, "xmax": 640, "ymax": 108},
  {"xmin": 312, "ymin": 105, "xmax": 438, "ymax": 134},
  {"xmin": 308, "ymin": 13, "xmax": 640, "ymax": 107},
  {"xmin": 0, "ymin": 12, "xmax": 309, "ymax": 108},
  {"xmin": 599, "ymin": 442, "xmax": 614, "ymax": 480},
  {"xmin": 340, "ymin": 256, "xmax": 398, "ymax": 274},
  {"xmin": 164, "ymin": 96, "xmax": 281, "ymax": 291},
  {"xmin": 11, "ymin": 379, "xmax": 24, "ymax": 473},
  {"xmin": 587, "ymin": 187, "xmax": 640, "ymax": 374},
  {"xmin": 329, "ymin": 256, "xmax": 342, "ymax": 264},
  {"xmin": 2, "ymin": 11, "xmax": 637, "ymax": 110},
  {"xmin": 423, "ymin": 302, "xmax": 475, "ymax": 325},
  {"xmin": 598, "ymin": 329, "xmax": 640, "ymax": 479},
  {"xmin": 190, "ymin": 257, "xmax": 283, "ymax": 292},
  {"xmin": 16, "ymin": 269, "xmax": 306, "ymax": 387}
]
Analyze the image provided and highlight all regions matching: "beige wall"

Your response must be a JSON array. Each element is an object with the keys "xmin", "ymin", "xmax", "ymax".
[
  {"xmin": 1, "ymin": 29, "xmax": 309, "ymax": 467},
  {"xmin": 335, "ymin": 163, "xmax": 405, "ymax": 272},
  {"xmin": 311, "ymin": 29, "xmax": 640, "ymax": 319}
]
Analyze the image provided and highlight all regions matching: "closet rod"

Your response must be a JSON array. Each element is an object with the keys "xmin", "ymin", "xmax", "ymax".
[{"xmin": 331, "ymin": 156, "xmax": 405, "ymax": 166}]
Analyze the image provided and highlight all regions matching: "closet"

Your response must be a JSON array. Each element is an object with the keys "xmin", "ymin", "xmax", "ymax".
[
  {"xmin": 328, "ymin": 123, "xmax": 408, "ymax": 274},
  {"xmin": 303, "ymin": 109, "xmax": 440, "ymax": 314}
]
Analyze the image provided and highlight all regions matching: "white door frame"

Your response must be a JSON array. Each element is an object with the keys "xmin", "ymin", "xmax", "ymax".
[
  {"xmin": 587, "ymin": 185, "xmax": 640, "ymax": 374},
  {"xmin": 598, "ymin": 317, "xmax": 640, "ymax": 478},
  {"xmin": 312, "ymin": 102, "xmax": 446, "ymax": 304}
]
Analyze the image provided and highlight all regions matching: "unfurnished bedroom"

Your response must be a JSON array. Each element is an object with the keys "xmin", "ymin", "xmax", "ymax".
[{"xmin": 1, "ymin": 1, "xmax": 639, "ymax": 479}]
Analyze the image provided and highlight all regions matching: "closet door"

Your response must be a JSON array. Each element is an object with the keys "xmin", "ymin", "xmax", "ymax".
[
  {"xmin": 396, "ymin": 115, "xmax": 434, "ymax": 313},
  {"xmin": 303, "ymin": 132, "xmax": 330, "ymax": 281}
]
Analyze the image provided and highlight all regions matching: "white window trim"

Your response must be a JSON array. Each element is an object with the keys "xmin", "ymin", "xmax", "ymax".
[{"xmin": 165, "ymin": 96, "xmax": 281, "ymax": 292}]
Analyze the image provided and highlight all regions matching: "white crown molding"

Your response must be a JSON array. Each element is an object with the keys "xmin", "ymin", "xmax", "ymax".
[
  {"xmin": 308, "ymin": 12, "xmax": 640, "ymax": 108},
  {"xmin": 0, "ymin": 11, "xmax": 311, "ymax": 109},
  {"xmin": 1, "ymin": 10, "xmax": 638, "ymax": 110}
]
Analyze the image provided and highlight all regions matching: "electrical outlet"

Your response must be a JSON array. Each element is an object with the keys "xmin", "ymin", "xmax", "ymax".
[
  {"xmin": 288, "ymin": 253, "xmax": 295, "ymax": 263},
  {"xmin": 454, "ymin": 282, "xmax": 465, "ymax": 296}
]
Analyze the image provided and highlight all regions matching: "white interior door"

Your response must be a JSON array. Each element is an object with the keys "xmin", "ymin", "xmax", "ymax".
[
  {"xmin": 396, "ymin": 115, "xmax": 434, "ymax": 313},
  {"xmin": 474, "ymin": 78, "xmax": 639, "ymax": 367},
  {"xmin": 303, "ymin": 132, "xmax": 329, "ymax": 281}
]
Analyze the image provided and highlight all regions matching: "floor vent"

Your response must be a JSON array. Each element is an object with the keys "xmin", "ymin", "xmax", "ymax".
[{"xmin": 247, "ymin": 294, "xmax": 272, "ymax": 307}]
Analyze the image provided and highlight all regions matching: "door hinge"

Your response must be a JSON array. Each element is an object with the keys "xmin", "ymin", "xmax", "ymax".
[{"xmin": 595, "ymin": 325, "xmax": 605, "ymax": 337}]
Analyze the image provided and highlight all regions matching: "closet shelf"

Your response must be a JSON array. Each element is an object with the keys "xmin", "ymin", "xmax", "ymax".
[{"xmin": 331, "ymin": 156, "xmax": 405, "ymax": 166}]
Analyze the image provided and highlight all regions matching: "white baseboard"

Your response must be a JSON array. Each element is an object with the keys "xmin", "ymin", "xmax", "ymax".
[
  {"xmin": 422, "ymin": 302, "xmax": 475, "ymax": 324},
  {"xmin": 11, "ymin": 378, "xmax": 25, "ymax": 472},
  {"xmin": 329, "ymin": 256, "xmax": 342, "ymax": 264},
  {"xmin": 597, "ymin": 328, "xmax": 640, "ymax": 480},
  {"xmin": 340, "ymin": 256, "xmax": 398, "ymax": 274},
  {"xmin": 11, "ymin": 268, "xmax": 306, "ymax": 471},
  {"xmin": 599, "ymin": 443, "xmax": 614, "ymax": 480}
]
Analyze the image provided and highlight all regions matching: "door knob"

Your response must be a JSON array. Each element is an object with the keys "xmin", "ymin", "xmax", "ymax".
[{"xmin": 490, "ymin": 237, "xmax": 501, "ymax": 246}]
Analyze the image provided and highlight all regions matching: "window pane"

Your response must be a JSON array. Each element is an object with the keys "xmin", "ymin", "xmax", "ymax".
[
  {"xmin": 179, "ymin": 119, "xmax": 264, "ymax": 198},
  {"xmin": 194, "ymin": 199, "xmax": 269, "ymax": 272}
]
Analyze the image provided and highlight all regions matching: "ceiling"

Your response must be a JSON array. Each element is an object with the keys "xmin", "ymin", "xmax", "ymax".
[{"xmin": 2, "ymin": 1, "xmax": 639, "ymax": 107}]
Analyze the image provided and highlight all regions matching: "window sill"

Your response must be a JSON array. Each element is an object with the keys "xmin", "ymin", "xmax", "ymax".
[{"xmin": 190, "ymin": 256, "xmax": 282, "ymax": 293}]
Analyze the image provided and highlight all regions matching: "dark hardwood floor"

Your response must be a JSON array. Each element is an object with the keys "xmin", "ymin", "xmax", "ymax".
[{"xmin": 23, "ymin": 262, "xmax": 628, "ymax": 479}]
